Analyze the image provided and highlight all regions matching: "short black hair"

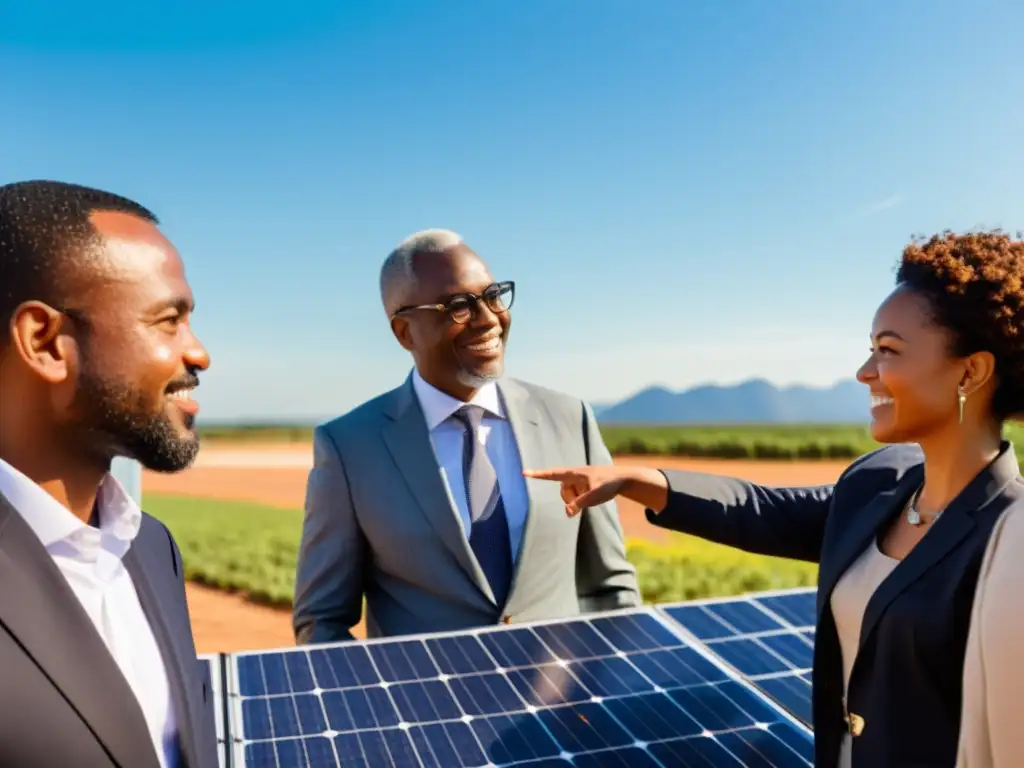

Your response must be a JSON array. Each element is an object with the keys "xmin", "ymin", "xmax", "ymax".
[
  {"xmin": 0, "ymin": 180, "xmax": 159, "ymax": 338},
  {"xmin": 897, "ymin": 229, "xmax": 1024, "ymax": 422}
]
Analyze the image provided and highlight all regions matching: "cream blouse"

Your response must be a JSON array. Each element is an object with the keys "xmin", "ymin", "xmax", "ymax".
[{"xmin": 830, "ymin": 537, "xmax": 900, "ymax": 768}]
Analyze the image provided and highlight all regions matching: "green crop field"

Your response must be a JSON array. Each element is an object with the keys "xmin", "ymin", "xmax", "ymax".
[
  {"xmin": 198, "ymin": 421, "xmax": 1024, "ymax": 465},
  {"xmin": 144, "ymin": 493, "xmax": 818, "ymax": 610},
  {"xmin": 598, "ymin": 424, "xmax": 879, "ymax": 459},
  {"xmin": 199, "ymin": 423, "xmax": 316, "ymax": 444}
]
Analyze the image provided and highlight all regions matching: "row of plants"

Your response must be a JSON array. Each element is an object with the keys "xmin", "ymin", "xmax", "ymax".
[
  {"xmin": 197, "ymin": 421, "xmax": 1024, "ymax": 464},
  {"xmin": 198, "ymin": 422, "xmax": 883, "ymax": 460},
  {"xmin": 599, "ymin": 424, "xmax": 879, "ymax": 460}
]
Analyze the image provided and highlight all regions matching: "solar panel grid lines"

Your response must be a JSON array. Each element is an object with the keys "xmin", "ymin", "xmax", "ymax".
[
  {"xmin": 655, "ymin": 587, "xmax": 818, "ymax": 727},
  {"xmin": 200, "ymin": 652, "xmax": 231, "ymax": 767},
  {"xmin": 223, "ymin": 605, "xmax": 814, "ymax": 767}
]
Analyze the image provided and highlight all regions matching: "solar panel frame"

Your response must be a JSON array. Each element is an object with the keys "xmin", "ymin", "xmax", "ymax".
[
  {"xmin": 223, "ymin": 605, "xmax": 814, "ymax": 767},
  {"xmin": 200, "ymin": 652, "xmax": 231, "ymax": 767},
  {"xmin": 655, "ymin": 587, "xmax": 817, "ymax": 727}
]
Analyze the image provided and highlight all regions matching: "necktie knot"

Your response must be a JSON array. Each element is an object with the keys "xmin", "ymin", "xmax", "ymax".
[{"xmin": 452, "ymin": 404, "xmax": 486, "ymax": 433}]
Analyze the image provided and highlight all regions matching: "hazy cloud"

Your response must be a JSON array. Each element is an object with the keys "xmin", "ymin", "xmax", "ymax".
[{"xmin": 854, "ymin": 194, "xmax": 906, "ymax": 218}]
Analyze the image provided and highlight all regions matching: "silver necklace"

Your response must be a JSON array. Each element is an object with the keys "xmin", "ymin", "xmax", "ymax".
[{"xmin": 906, "ymin": 486, "xmax": 945, "ymax": 526}]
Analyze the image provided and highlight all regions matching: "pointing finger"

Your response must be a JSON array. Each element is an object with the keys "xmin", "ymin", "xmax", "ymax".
[{"xmin": 523, "ymin": 467, "xmax": 584, "ymax": 481}]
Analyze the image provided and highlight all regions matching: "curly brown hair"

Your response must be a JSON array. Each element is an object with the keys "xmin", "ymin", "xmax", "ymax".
[{"xmin": 897, "ymin": 229, "xmax": 1024, "ymax": 421}]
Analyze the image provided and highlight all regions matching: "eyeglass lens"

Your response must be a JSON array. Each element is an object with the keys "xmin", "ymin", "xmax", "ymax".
[{"xmin": 449, "ymin": 284, "xmax": 513, "ymax": 323}]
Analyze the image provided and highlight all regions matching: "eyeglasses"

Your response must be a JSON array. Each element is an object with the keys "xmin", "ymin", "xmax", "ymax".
[
  {"xmin": 57, "ymin": 307, "xmax": 89, "ymax": 323},
  {"xmin": 49, "ymin": 305, "xmax": 93, "ymax": 330},
  {"xmin": 392, "ymin": 281, "xmax": 515, "ymax": 325}
]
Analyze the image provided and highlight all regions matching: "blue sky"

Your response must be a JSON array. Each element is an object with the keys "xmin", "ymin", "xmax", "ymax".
[{"xmin": 3, "ymin": 1, "xmax": 1023, "ymax": 420}]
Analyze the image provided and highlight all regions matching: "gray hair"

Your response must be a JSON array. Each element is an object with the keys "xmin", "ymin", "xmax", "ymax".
[{"xmin": 380, "ymin": 229, "xmax": 464, "ymax": 315}]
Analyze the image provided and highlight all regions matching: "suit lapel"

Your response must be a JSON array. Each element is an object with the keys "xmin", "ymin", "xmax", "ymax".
[
  {"xmin": 815, "ymin": 469, "xmax": 919, "ymax": 627},
  {"xmin": 497, "ymin": 379, "xmax": 546, "ymax": 607},
  {"xmin": 0, "ymin": 494, "xmax": 160, "ymax": 768},
  {"xmin": 857, "ymin": 441, "xmax": 1020, "ymax": 650},
  {"xmin": 381, "ymin": 377, "xmax": 495, "ymax": 603},
  {"xmin": 857, "ymin": 507, "xmax": 974, "ymax": 650},
  {"xmin": 124, "ymin": 534, "xmax": 199, "ymax": 768}
]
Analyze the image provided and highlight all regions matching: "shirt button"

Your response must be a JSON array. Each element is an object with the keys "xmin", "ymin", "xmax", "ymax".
[{"xmin": 501, "ymin": 615, "xmax": 512, "ymax": 624}]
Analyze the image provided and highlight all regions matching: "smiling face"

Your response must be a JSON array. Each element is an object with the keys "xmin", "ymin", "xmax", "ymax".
[
  {"xmin": 60, "ymin": 211, "xmax": 211, "ymax": 472},
  {"xmin": 856, "ymin": 284, "xmax": 970, "ymax": 443},
  {"xmin": 390, "ymin": 245, "xmax": 512, "ymax": 400}
]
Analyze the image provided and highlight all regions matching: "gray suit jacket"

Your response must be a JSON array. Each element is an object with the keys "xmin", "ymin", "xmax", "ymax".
[
  {"xmin": 293, "ymin": 374, "xmax": 641, "ymax": 642},
  {"xmin": 0, "ymin": 492, "xmax": 218, "ymax": 768}
]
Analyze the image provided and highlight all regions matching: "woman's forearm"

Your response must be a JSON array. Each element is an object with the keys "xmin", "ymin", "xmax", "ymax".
[{"xmin": 619, "ymin": 467, "xmax": 670, "ymax": 513}]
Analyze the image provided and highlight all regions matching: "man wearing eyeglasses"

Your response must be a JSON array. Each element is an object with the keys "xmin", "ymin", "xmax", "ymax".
[{"xmin": 293, "ymin": 230, "xmax": 640, "ymax": 642}]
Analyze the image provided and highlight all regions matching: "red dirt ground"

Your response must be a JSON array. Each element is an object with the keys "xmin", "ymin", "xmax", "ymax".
[{"xmin": 155, "ymin": 445, "xmax": 850, "ymax": 654}]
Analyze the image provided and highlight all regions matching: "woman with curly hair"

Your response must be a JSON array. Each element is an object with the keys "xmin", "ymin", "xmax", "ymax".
[{"xmin": 526, "ymin": 230, "xmax": 1024, "ymax": 768}]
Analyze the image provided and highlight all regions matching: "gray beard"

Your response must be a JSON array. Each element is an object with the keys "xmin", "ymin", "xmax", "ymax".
[{"xmin": 456, "ymin": 366, "xmax": 503, "ymax": 389}]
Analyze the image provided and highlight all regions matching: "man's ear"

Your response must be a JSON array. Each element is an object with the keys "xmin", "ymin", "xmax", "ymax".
[
  {"xmin": 9, "ymin": 301, "xmax": 76, "ymax": 385},
  {"xmin": 390, "ymin": 316, "xmax": 416, "ymax": 352}
]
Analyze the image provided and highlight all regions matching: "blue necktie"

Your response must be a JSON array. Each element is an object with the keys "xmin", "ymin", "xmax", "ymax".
[{"xmin": 452, "ymin": 405, "xmax": 513, "ymax": 608}]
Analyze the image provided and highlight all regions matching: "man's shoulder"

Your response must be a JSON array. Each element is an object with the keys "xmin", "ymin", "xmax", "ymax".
[
  {"xmin": 317, "ymin": 383, "xmax": 405, "ymax": 435},
  {"xmin": 136, "ymin": 512, "xmax": 182, "ymax": 574},
  {"xmin": 500, "ymin": 379, "xmax": 603, "ymax": 449},
  {"xmin": 502, "ymin": 377, "xmax": 588, "ymax": 415},
  {"xmin": 138, "ymin": 510, "xmax": 171, "ymax": 539}
]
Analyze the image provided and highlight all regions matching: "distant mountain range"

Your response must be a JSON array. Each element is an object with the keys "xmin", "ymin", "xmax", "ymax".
[
  {"xmin": 593, "ymin": 378, "xmax": 868, "ymax": 424},
  {"xmin": 202, "ymin": 378, "xmax": 870, "ymax": 427}
]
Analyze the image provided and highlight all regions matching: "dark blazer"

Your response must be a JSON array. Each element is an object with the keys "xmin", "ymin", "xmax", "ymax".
[
  {"xmin": 646, "ymin": 441, "xmax": 1022, "ymax": 768},
  {"xmin": 0, "ymin": 491, "xmax": 218, "ymax": 768}
]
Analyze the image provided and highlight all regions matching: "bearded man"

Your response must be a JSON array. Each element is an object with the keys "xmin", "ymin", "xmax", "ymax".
[{"xmin": 0, "ymin": 180, "xmax": 217, "ymax": 768}]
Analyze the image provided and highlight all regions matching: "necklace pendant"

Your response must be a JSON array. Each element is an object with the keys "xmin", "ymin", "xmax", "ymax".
[{"xmin": 907, "ymin": 507, "xmax": 921, "ymax": 525}]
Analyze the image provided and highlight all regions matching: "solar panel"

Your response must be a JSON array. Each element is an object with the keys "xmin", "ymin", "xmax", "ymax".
[
  {"xmin": 656, "ymin": 588, "xmax": 817, "ymax": 727},
  {"xmin": 200, "ymin": 652, "xmax": 230, "ymax": 767},
  {"xmin": 223, "ymin": 605, "xmax": 813, "ymax": 767}
]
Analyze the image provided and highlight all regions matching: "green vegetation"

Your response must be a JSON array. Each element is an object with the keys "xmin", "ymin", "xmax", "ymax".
[
  {"xmin": 628, "ymin": 540, "xmax": 816, "ymax": 603},
  {"xmin": 198, "ymin": 422, "xmax": 879, "ymax": 459},
  {"xmin": 147, "ymin": 494, "xmax": 303, "ymax": 607},
  {"xmin": 198, "ymin": 421, "xmax": 1024, "ymax": 464},
  {"xmin": 145, "ymin": 493, "xmax": 818, "ymax": 610},
  {"xmin": 598, "ymin": 424, "xmax": 878, "ymax": 460},
  {"xmin": 200, "ymin": 423, "xmax": 315, "ymax": 443}
]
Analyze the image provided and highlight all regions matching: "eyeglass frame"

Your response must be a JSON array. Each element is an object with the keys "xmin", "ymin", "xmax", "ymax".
[
  {"xmin": 390, "ymin": 280, "xmax": 515, "ymax": 324},
  {"xmin": 56, "ymin": 306, "xmax": 91, "ymax": 325}
]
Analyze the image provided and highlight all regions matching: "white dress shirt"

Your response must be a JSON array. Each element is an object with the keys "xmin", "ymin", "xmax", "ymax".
[
  {"xmin": 411, "ymin": 369, "xmax": 530, "ymax": 562},
  {"xmin": 0, "ymin": 457, "xmax": 180, "ymax": 768}
]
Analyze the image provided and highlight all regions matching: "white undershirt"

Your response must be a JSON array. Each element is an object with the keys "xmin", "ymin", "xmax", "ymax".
[{"xmin": 0, "ymin": 457, "xmax": 180, "ymax": 767}]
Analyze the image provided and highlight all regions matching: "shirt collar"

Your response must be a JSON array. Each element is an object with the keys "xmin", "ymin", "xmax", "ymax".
[
  {"xmin": 411, "ymin": 368, "xmax": 505, "ymax": 431},
  {"xmin": 0, "ymin": 456, "xmax": 143, "ymax": 549}
]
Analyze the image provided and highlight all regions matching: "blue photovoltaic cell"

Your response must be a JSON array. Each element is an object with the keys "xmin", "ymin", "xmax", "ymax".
[
  {"xmin": 226, "ymin": 607, "xmax": 813, "ymax": 767},
  {"xmin": 756, "ymin": 592, "xmax": 817, "ymax": 629},
  {"xmin": 659, "ymin": 588, "xmax": 817, "ymax": 727}
]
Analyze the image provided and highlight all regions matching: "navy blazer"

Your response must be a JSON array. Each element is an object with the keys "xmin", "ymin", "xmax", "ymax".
[
  {"xmin": 647, "ymin": 441, "xmax": 1022, "ymax": 768},
  {"xmin": 0, "ymin": 492, "xmax": 219, "ymax": 768}
]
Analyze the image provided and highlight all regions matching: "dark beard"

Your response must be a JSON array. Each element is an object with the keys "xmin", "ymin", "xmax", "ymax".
[{"xmin": 72, "ymin": 362, "xmax": 200, "ymax": 474}]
